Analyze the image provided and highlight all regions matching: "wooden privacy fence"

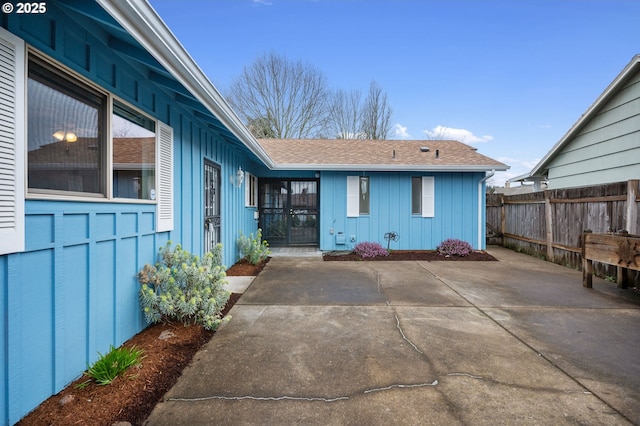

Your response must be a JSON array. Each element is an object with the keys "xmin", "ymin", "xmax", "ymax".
[{"xmin": 487, "ymin": 180, "xmax": 640, "ymax": 281}]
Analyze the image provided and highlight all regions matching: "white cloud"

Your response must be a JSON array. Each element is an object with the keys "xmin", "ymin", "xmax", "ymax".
[
  {"xmin": 393, "ymin": 123, "xmax": 411, "ymax": 139},
  {"xmin": 424, "ymin": 125, "xmax": 493, "ymax": 144},
  {"xmin": 253, "ymin": 0, "xmax": 273, "ymax": 5}
]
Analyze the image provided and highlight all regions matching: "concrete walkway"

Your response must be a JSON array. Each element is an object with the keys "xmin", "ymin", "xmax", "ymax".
[{"xmin": 145, "ymin": 247, "xmax": 640, "ymax": 425}]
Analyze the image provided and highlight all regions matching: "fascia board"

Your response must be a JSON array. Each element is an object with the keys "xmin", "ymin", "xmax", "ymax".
[
  {"xmin": 530, "ymin": 54, "xmax": 640, "ymax": 177},
  {"xmin": 96, "ymin": 0, "xmax": 275, "ymax": 168},
  {"xmin": 271, "ymin": 164, "xmax": 509, "ymax": 172}
]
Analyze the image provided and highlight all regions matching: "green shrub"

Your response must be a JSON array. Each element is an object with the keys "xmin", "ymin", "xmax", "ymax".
[
  {"xmin": 238, "ymin": 228, "xmax": 271, "ymax": 265},
  {"xmin": 138, "ymin": 241, "xmax": 230, "ymax": 331},
  {"xmin": 79, "ymin": 345, "xmax": 144, "ymax": 387}
]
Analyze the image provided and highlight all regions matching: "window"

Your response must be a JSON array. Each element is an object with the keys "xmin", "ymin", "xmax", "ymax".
[
  {"xmin": 24, "ymin": 49, "xmax": 174, "ymax": 231},
  {"xmin": 112, "ymin": 101, "xmax": 156, "ymax": 200},
  {"xmin": 412, "ymin": 176, "xmax": 434, "ymax": 217},
  {"xmin": 245, "ymin": 172, "xmax": 257, "ymax": 207},
  {"xmin": 27, "ymin": 54, "xmax": 107, "ymax": 195},
  {"xmin": 347, "ymin": 176, "xmax": 369, "ymax": 217},
  {"xmin": 412, "ymin": 177, "xmax": 422, "ymax": 215}
]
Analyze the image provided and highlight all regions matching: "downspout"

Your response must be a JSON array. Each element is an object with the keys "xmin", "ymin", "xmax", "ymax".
[{"xmin": 477, "ymin": 170, "xmax": 495, "ymax": 250}]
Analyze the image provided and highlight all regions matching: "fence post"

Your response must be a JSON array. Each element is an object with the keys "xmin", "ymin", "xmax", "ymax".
[
  {"xmin": 544, "ymin": 190, "xmax": 554, "ymax": 261},
  {"xmin": 500, "ymin": 194, "xmax": 505, "ymax": 246},
  {"xmin": 627, "ymin": 179, "xmax": 638, "ymax": 235}
]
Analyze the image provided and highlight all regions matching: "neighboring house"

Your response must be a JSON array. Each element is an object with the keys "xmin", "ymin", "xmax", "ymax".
[
  {"xmin": 0, "ymin": 2, "xmax": 506, "ymax": 424},
  {"xmin": 254, "ymin": 139, "xmax": 508, "ymax": 251},
  {"xmin": 509, "ymin": 54, "xmax": 640, "ymax": 190}
]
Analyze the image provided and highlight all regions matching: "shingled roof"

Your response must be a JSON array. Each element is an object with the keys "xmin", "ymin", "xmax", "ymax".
[{"xmin": 257, "ymin": 139, "xmax": 508, "ymax": 172}]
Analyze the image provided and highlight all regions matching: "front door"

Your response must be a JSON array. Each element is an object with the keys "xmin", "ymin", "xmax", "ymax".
[
  {"xmin": 259, "ymin": 179, "xmax": 319, "ymax": 246},
  {"xmin": 204, "ymin": 160, "xmax": 221, "ymax": 254}
]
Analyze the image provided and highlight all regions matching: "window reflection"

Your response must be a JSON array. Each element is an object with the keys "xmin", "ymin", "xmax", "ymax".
[
  {"xmin": 112, "ymin": 102, "xmax": 156, "ymax": 199},
  {"xmin": 27, "ymin": 57, "xmax": 104, "ymax": 194}
]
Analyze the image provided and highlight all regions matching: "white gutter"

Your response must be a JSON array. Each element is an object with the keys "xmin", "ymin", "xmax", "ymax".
[
  {"xmin": 477, "ymin": 169, "xmax": 495, "ymax": 250},
  {"xmin": 96, "ymin": 0, "xmax": 275, "ymax": 168},
  {"xmin": 271, "ymin": 164, "xmax": 509, "ymax": 172}
]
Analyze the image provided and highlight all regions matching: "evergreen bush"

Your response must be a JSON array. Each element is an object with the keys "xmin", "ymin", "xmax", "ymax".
[
  {"xmin": 238, "ymin": 228, "xmax": 271, "ymax": 264},
  {"xmin": 138, "ymin": 241, "xmax": 230, "ymax": 331}
]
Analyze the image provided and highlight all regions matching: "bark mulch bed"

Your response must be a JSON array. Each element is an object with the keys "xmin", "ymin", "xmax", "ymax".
[
  {"xmin": 17, "ymin": 258, "xmax": 269, "ymax": 426},
  {"xmin": 323, "ymin": 249, "xmax": 497, "ymax": 262}
]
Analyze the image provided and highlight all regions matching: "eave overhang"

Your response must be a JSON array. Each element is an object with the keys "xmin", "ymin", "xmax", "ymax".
[
  {"xmin": 528, "ymin": 54, "xmax": 640, "ymax": 179},
  {"xmin": 95, "ymin": 0, "xmax": 275, "ymax": 168}
]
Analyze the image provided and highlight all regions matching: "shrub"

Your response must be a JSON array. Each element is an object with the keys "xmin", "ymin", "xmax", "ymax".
[
  {"xmin": 354, "ymin": 241, "xmax": 389, "ymax": 258},
  {"xmin": 436, "ymin": 238, "xmax": 473, "ymax": 257},
  {"xmin": 138, "ymin": 241, "xmax": 230, "ymax": 331},
  {"xmin": 79, "ymin": 345, "xmax": 144, "ymax": 388},
  {"xmin": 238, "ymin": 228, "xmax": 271, "ymax": 265}
]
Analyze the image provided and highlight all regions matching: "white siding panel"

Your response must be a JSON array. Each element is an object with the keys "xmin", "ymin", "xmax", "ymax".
[
  {"xmin": 0, "ymin": 28, "xmax": 25, "ymax": 255},
  {"xmin": 156, "ymin": 122, "xmax": 174, "ymax": 232}
]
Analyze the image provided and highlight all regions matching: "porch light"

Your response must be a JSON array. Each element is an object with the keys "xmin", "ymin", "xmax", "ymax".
[{"xmin": 230, "ymin": 166, "xmax": 244, "ymax": 187}]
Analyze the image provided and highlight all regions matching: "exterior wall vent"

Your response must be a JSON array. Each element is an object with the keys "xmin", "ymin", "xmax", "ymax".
[{"xmin": 420, "ymin": 147, "xmax": 429, "ymax": 152}]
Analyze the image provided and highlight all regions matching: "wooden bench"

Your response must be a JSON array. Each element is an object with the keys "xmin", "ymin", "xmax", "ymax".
[{"xmin": 582, "ymin": 231, "xmax": 640, "ymax": 288}]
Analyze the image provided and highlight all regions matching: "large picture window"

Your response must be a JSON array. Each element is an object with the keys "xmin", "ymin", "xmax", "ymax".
[
  {"xmin": 27, "ymin": 55, "xmax": 106, "ymax": 195},
  {"xmin": 26, "ymin": 52, "xmax": 164, "ymax": 203}
]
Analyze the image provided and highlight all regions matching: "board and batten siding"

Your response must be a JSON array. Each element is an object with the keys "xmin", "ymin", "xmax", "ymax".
[
  {"xmin": 1, "ymin": 7, "xmax": 260, "ymax": 424},
  {"xmin": 319, "ymin": 171, "xmax": 484, "ymax": 251},
  {"xmin": 546, "ymin": 69, "xmax": 640, "ymax": 189}
]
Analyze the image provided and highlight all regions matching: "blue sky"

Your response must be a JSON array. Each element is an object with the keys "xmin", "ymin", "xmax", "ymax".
[{"xmin": 148, "ymin": 0, "xmax": 640, "ymax": 186}]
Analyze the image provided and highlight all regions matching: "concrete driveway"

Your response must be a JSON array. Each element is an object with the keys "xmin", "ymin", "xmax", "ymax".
[{"xmin": 145, "ymin": 247, "xmax": 640, "ymax": 425}]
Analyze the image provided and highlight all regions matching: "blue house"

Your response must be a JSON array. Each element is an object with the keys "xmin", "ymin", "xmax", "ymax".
[
  {"xmin": 0, "ymin": 1, "xmax": 506, "ymax": 423},
  {"xmin": 255, "ymin": 139, "xmax": 507, "ymax": 251}
]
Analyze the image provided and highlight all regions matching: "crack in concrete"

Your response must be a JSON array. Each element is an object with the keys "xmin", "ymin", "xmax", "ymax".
[
  {"xmin": 167, "ymin": 395, "xmax": 350, "ymax": 403},
  {"xmin": 446, "ymin": 372, "xmax": 484, "ymax": 379},
  {"xmin": 166, "ymin": 380, "xmax": 440, "ymax": 404},
  {"xmin": 394, "ymin": 314, "xmax": 424, "ymax": 355},
  {"xmin": 363, "ymin": 380, "xmax": 439, "ymax": 394}
]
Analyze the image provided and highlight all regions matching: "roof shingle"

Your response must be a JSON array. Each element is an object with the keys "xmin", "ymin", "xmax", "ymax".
[{"xmin": 257, "ymin": 139, "xmax": 508, "ymax": 171}]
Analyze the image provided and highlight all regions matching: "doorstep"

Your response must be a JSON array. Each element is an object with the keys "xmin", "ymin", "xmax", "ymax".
[{"xmin": 225, "ymin": 276, "xmax": 255, "ymax": 293}]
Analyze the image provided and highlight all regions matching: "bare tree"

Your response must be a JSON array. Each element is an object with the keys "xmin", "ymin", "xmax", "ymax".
[
  {"xmin": 360, "ymin": 80, "xmax": 393, "ymax": 140},
  {"xmin": 228, "ymin": 52, "xmax": 330, "ymax": 138},
  {"xmin": 246, "ymin": 116, "xmax": 276, "ymax": 138},
  {"xmin": 327, "ymin": 88, "xmax": 364, "ymax": 139}
]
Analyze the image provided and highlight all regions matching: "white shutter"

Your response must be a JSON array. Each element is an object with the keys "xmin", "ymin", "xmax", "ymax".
[
  {"xmin": 244, "ymin": 172, "xmax": 252, "ymax": 207},
  {"xmin": 0, "ymin": 28, "xmax": 25, "ymax": 255},
  {"xmin": 156, "ymin": 122, "xmax": 174, "ymax": 232},
  {"xmin": 422, "ymin": 176, "xmax": 434, "ymax": 218},
  {"xmin": 347, "ymin": 176, "xmax": 359, "ymax": 217}
]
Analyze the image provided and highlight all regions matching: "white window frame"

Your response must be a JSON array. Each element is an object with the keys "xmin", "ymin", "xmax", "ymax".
[
  {"xmin": 0, "ymin": 28, "xmax": 26, "ymax": 255},
  {"xmin": 347, "ymin": 176, "xmax": 370, "ymax": 217},
  {"xmin": 245, "ymin": 172, "xmax": 257, "ymax": 207},
  {"xmin": 2, "ymin": 33, "xmax": 175, "ymax": 245}
]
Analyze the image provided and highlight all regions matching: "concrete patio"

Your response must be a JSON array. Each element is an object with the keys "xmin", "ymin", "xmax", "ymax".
[{"xmin": 146, "ymin": 246, "xmax": 640, "ymax": 425}]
